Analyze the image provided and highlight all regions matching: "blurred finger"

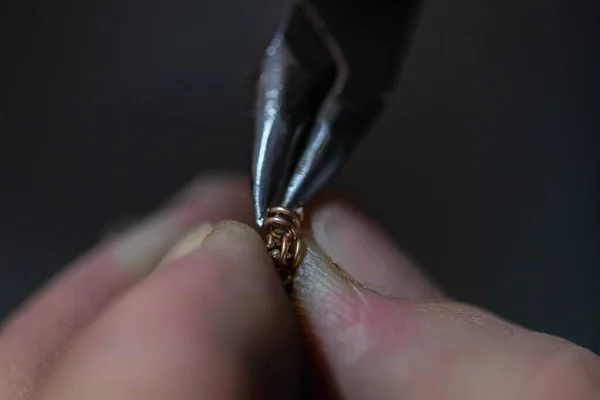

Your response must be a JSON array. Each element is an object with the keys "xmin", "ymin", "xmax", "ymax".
[
  {"xmin": 0, "ymin": 175, "xmax": 253, "ymax": 399},
  {"xmin": 39, "ymin": 221, "xmax": 300, "ymax": 400}
]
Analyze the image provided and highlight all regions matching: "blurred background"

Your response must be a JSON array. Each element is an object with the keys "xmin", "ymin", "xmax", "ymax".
[{"xmin": 0, "ymin": 0, "xmax": 598, "ymax": 352}]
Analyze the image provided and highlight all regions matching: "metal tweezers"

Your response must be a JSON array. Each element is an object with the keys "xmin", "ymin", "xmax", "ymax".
[{"xmin": 251, "ymin": 0, "xmax": 419, "ymax": 227}]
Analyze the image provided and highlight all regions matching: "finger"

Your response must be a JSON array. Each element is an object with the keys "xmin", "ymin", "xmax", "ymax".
[
  {"xmin": 39, "ymin": 221, "xmax": 301, "ymax": 400},
  {"xmin": 310, "ymin": 200, "xmax": 443, "ymax": 299},
  {"xmin": 294, "ymin": 204, "xmax": 600, "ymax": 399},
  {"xmin": 294, "ymin": 199, "xmax": 443, "ymax": 399},
  {"xmin": 0, "ymin": 175, "xmax": 253, "ymax": 399}
]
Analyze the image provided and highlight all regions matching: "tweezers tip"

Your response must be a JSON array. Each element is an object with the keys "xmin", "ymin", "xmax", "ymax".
[{"xmin": 253, "ymin": 199, "xmax": 266, "ymax": 228}]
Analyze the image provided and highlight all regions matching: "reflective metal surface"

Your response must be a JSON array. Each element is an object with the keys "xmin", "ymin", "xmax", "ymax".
[{"xmin": 252, "ymin": 0, "xmax": 418, "ymax": 226}]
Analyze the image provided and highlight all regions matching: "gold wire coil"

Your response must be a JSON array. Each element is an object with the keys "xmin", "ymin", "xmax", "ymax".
[{"xmin": 264, "ymin": 206, "xmax": 306, "ymax": 286}]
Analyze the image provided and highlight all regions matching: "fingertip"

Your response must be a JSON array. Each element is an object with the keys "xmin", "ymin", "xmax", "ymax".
[
  {"xmin": 155, "ymin": 219, "xmax": 290, "ymax": 337},
  {"xmin": 172, "ymin": 220, "xmax": 279, "ymax": 293},
  {"xmin": 41, "ymin": 219, "xmax": 301, "ymax": 399},
  {"xmin": 293, "ymin": 237, "xmax": 386, "ymax": 359},
  {"xmin": 310, "ymin": 200, "xmax": 444, "ymax": 300},
  {"xmin": 203, "ymin": 220, "xmax": 268, "ymax": 262},
  {"xmin": 160, "ymin": 223, "xmax": 215, "ymax": 264},
  {"xmin": 291, "ymin": 238, "xmax": 408, "ymax": 399}
]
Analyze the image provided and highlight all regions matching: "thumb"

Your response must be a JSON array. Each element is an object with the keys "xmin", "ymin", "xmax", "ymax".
[
  {"xmin": 39, "ymin": 221, "xmax": 302, "ymax": 400},
  {"xmin": 293, "ymin": 202, "xmax": 600, "ymax": 400}
]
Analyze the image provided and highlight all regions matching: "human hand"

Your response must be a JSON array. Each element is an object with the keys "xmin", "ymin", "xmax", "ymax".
[
  {"xmin": 0, "ymin": 175, "xmax": 598, "ymax": 399},
  {"xmin": 0, "ymin": 175, "xmax": 301, "ymax": 399},
  {"xmin": 293, "ymin": 194, "xmax": 600, "ymax": 399}
]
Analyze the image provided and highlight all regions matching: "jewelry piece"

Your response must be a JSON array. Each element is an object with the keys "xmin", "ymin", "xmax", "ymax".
[{"xmin": 263, "ymin": 206, "xmax": 306, "ymax": 287}]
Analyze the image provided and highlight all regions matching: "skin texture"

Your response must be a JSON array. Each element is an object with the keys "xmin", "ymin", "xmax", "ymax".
[{"xmin": 0, "ymin": 174, "xmax": 598, "ymax": 399}]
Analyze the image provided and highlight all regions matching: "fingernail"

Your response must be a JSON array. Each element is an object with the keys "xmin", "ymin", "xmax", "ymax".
[
  {"xmin": 311, "ymin": 202, "xmax": 442, "ymax": 299},
  {"xmin": 161, "ymin": 223, "xmax": 214, "ymax": 264},
  {"xmin": 111, "ymin": 210, "xmax": 188, "ymax": 274},
  {"xmin": 160, "ymin": 221, "xmax": 268, "ymax": 268},
  {"xmin": 107, "ymin": 176, "xmax": 248, "ymax": 276},
  {"xmin": 199, "ymin": 220, "xmax": 268, "ymax": 261},
  {"xmin": 311, "ymin": 203, "xmax": 366, "ymax": 282}
]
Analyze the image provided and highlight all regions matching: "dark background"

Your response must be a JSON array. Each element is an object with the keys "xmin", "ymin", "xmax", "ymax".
[{"xmin": 1, "ymin": 0, "xmax": 599, "ymax": 352}]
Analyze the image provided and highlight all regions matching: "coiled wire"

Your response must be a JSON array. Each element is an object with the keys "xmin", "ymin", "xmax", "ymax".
[{"xmin": 264, "ymin": 206, "xmax": 306, "ymax": 286}]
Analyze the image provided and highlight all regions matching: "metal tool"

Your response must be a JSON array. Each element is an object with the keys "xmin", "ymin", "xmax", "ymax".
[{"xmin": 251, "ymin": 0, "xmax": 419, "ymax": 227}]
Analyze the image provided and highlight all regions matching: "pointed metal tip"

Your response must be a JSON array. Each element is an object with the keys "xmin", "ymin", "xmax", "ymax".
[
  {"xmin": 252, "ymin": 178, "xmax": 268, "ymax": 228},
  {"xmin": 256, "ymin": 217, "xmax": 265, "ymax": 229},
  {"xmin": 255, "ymin": 210, "xmax": 266, "ymax": 229}
]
